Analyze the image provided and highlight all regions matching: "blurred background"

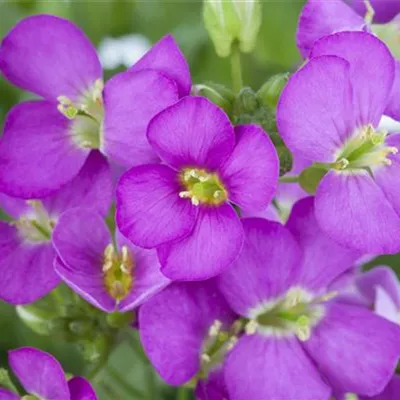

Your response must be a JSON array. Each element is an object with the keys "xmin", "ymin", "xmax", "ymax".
[{"xmin": 0, "ymin": 1, "xmax": 399, "ymax": 398}]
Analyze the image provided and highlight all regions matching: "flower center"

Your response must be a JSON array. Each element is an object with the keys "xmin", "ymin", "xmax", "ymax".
[
  {"xmin": 334, "ymin": 124, "xmax": 398, "ymax": 171},
  {"xmin": 57, "ymin": 79, "xmax": 104, "ymax": 150},
  {"xmin": 246, "ymin": 288, "xmax": 336, "ymax": 341},
  {"xmin": 179, "ymin": 168, "xmax": 228, "ymax": 206},
  {"xmin": 102, "ymin": 244, "xmax": 134, "ymax": 301},
  {"xmin": 13, "ymin": 200, "xmax": 55, "ymax": 243}
]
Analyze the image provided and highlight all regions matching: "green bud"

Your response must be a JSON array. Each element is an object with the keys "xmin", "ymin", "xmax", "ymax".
[
  {"xmin": 106, "ymin": 311, "xmax": 135, "ymax": 329},
  {"xmin": 69, "ymin": 319, "xmax": 95, "ymax": 337},
  {"xmin": 203, "ymin": 0, "xmax": 262, "ymax": 57},
  {"xmin": 16, "ymin": 304, "xmax": 57, "ymax": 336},
  {"xmin": 299, "ymin": 166, "xmax": 328, "ymax": 194},
  {"xmin": 0, "ymin": 368, "xmax": 18, "ymax": 393},
  {"xmin": 276, "ymin": 145, "xmax": 293, "ymax": 177},
  {"xmin": 78, "ymin": 335, "xmax": 111, "ymax": 364},
  {"xmin": 257, "ymin": 73, "xmax": 290, "ymax": 109},
  {"xmin": 193, "ymin": 83, "xmax": 234, "ymax": 115}
]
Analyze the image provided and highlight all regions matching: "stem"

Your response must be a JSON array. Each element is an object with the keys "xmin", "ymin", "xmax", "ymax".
[
  {"xmin": 279, "ymin": 175, "xmax": 299, "ymax": 183},
  {"xmin": 177, "ymin": 387, "xmax": 189, "ymax": 400},
  {"xmin": 230, "ymin": 42, "xmax": 243, "ymax": 93}
]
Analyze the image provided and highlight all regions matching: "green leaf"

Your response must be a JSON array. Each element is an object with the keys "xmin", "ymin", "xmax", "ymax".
[{"xmin": 299, "ymin": 166, "xmax": 328, "ymax": 194}]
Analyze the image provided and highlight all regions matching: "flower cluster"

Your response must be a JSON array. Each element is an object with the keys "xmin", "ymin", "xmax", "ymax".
[{"xmin": 1, "ymin": 1, "xmax": 400, "ymax": 399}]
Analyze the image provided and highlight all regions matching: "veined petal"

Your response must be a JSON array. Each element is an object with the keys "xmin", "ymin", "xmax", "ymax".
[
  {"xmin": 0, "ymin": 15, "xmax": 102, "ymax": 100},
  {"xmin": 311, "ymin": 31, "xmax": 395, "ymax": 127},
  {"xmin": 116, "ymin": 164, "xmax": 197, "ymax": 249},
  {"xmin": 9, "ymin": 347, "xmax": 69, "ymax": 400},
  {"xmin": 102, "ymin": 70, "xmax": 179, "ymax": 168},
  {"xmin": 129, "ymin": 34, "xmax": 191, "ymax": 97},
  {"xmin": 147, "ymin": 97, "xmax": 235, "ymax": 170},
  {"xmin": 0, "ymin": 101, "xmax": 89, "ymax": 198},
  {"xmin": 315, "ymin": 170, "xmax": 400, "ymax": 254},
  {"xmin": 158, "ymin": 204, "xmax": 243, "ymax": 281}
]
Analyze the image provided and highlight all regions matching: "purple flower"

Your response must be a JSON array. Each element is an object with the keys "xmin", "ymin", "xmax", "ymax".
[
  {"xmin": 195, "ymin": 368, "xmax": 228, "ymax": 400},
  {"xmin": 0, "ymin": 15, "xmax": 189, "ymax": 198},
  {"xmin": 0, "ymin": 152, "xmax": 112, "ymax": 304},
  {"xmin": 0, "ymin": 347, "xmax": 97, "ymax": 400},
  {"xmin": 116, "ymin": 97, "xmax": 279, "ymax": 280},
  {"xmin": 218, "ymin": 198, "xmax": 400, "ymax": 399},
  {"xmin": 139, "ymin": 281, "xmax": 236, "ymax": 386},
  {"xmin": 52, "ymin": 208, "xmax": 169, "ymax": 313},
  {"xmin": 277, "ymin": 31, "xmax": 400, "ymax": 253},
  {"xmin": 349, "ymin": 0, "xmax": 400, "ymax": 23}
]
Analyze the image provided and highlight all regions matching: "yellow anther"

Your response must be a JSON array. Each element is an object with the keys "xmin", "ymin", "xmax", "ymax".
[
  {"xmin": 201, "ymin": 353, "xmax": 211, "ymax": 364},
  {"xmin": 226, "ymin": 336, "xmax": 238, "ymax": 351},
  {"xmin": 245, "ymin": 320, "xmax": 258, "ymax": 335},
  {"xmin": 209, "ymin": 320, "xmax": 223, "ymax": 337}
]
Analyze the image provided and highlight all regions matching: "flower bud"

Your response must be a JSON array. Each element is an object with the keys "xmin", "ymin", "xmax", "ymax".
[
  {"xmin": 192, "ymin": 83, "xmax": 235, "ymax": 115},
  {"xmin": 203, "ymin": 0, "xmax": 262, "ymax": 57},
  {"xmin": 276, "ymin": 145, "xmax": 293, "ymax": 177},
  {"xmin": 257, "ymin": 73, "xmax": 290, "ymax": 109}
]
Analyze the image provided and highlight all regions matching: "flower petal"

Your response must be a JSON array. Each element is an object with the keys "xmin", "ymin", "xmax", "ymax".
[
  {"xmin": 315, "ymin": 170, "xmax": 400, "ymax": 254},
  {"xmin": 304, "ymin": 303, "xmax": 400, "ymax": 396},
  {"xmin": 0, "ymin": 101, "xmax": 88, "ymax": 198},
  {"xmin": 0, "ymin": 15, "xmax": 102, "ymax": 100},
  {"xmin": 52, "ymin": 209, "xmax": 115, "ymax": 312},
  {"xmin": 116, "ymin": 164, "xmax": 197, "ymax": 249},
  {"xmin": 0, "ymin": 388, "xmax": 18, "ymax": 400},
  {"xmin": 286, "ymin": 197, "xmax": 360, "ymax": 291},
  {"xmin": 195, "ymin": 368, "xmax": 228, "ymax": 400},
  {"xmin": 297, "ymin": 0, "xmax": 365, "ymax": 57},
  {"xmin": 158, "ymin": 204, "xmax": 243, "ymax": 281},
  {"xmin": 68, "ymin": 377, "xmax": 97, "ymax": 400},
  {"xmin": 139, "ymin": 281, "xmax": 235, "ymax": 385},
  {"xmin": 218, "ymin": 218, "xmax": 301, "ymax": 316},
  {"xmin": 42, "ymin": 151, "xmax": 112, "ymax": 218},
  {"xmin": 9, "ymin": 347, "xmax": 69, "ymax": 400},
  {"xmin": 116, "ymin": 231, "xmax": 170, "ymax": 312},
  {"xmin": 224, "ymin": 335, "xmax": 331, "ymax": 400},
  {"xmin": 0, "ymin": 222, "xmax": 59, "ymax": 304},
  {"xmin": 277, "ymin": 55, "xmax": 354, "ymax": 162},
  {"xmin": 385, "ymin": 61, "xmax": 400, "ymax": 121},
  {"xmin": 0, "ymin": 193, "xmax": 30, "ymax": 219},
  {"xmin": 102, "ymin": 69, "xmax": 179, "ymax": 168},
  {"xmin": 129, "ymin": 34, "xmax": 191, "ymax": 97},
  {"xmin": 350, "ymin": 0, "xmax": 400, "ymax": 23},
  {"xmin": 311, "ymin": 31, "xmax": 395, "ymax": 127},
  {"xmin": 147, "ymin": 97, "xmax": 235, "ymax": 170},
  {"xmin": 219, "ymin": 125, "xmax": 279, "ymax": 212}
]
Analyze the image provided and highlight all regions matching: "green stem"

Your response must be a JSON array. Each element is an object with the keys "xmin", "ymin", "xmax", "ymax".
[
  {"xmin": 177, "ymin": 387, "xmax": 189, "ymax": 400},
  {"xmin": 279, "ymin": 175, "xmax": 299, "ymax": 183},
  {"xmin": 230, "ymin": 42, "xmax": 243, "ymax": 93}
]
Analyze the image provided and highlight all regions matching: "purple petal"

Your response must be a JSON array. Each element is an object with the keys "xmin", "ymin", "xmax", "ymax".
[
  {"xmin": 224, "ymin": 335, "xmax": 331, "ymax": 400},
  {"xmin": 219, "ymin": 125, "xmax": 279, "ymax": 212},
  {"xmin": 68, "ymin": 377, "xmax": 97, "ymax": 400},
  {"xmin": 286, "ymin": 197, "xmax": 360, "ymax": 290},
  {"xmin": 297, "ymin": 0, "xmax": 365, "ymax": 57},
  {"xmin": 0, "ymin": 222, "xmax": 59, "ymax": 304},
  {"xmin": 129, "ymin": 34, "xmax": 191, "ymax": 97},
  {"xmin": 315, "ymin": 171, "xmax": 400, "ymax": 253},
  {"xmin": 42, "ymin": 151, "xmax": 112, "ymax": 218},
  {"xmin": 350, "ymin": 0, "xmax": 400, "ymax": 23},
  {"xmin": 9, "ymin": 347, "xmax": 69, "ymax": 400},
  {"xmin": 374, "ymin": 134, "xmax": 400, "ymax": 216},
  {"xmin": 370, "ymin": 375, "xmax": 400, "ymax": 400},
  {"xmin": 218, "ymin": 218, "xmax": 301, "ymax": 316},
  {"xmin": 304, "ymin": 303, "xmax": 400, "ymax": 396},
  {"xmin": 311, "ymin": 31, "xmax": 395, "ymax": 127},
  {"xmin": 102, "ymin": 69, "xmax": 179, "ymax": 168},
  {"xmin": 158, "ymin": 204, "xmax": 244, "ymax": 281},
  {"xmin": 240, "ymin": 204, "xmax": 281, "ymax": 222},
  {"xmin": 0, "ymin": 193, "xmax": 30, "ymax": 219},
  {"xmin": 147, "ymin": 97, "xmax": 235, "ymax": 170},
  {"xmin": 0, "ymin": 101, "xmax": 88, "ymax": 198},
  {"xmin": 0, "ymin": 388, "xmax": 18, "ymax": 400},
  {"xmin": 277, "ymin": 55, "xmax": 354, "ymax": 162},
  {"xmin": 116, "ymin": 231, "xmax": 170, "ymax": 312},
  {"xmin": 385, "ymin": 61, "xmax": 400, "ymax": 121},
  {"xmin": 139, "ymin": 281, "xmax": 235, "ymax": 385},
  {"xmin": 116, "ymin": 164, "xmax": 197, "ymax": 249},
  {"xmin": 195, "ymin": 368, "xmax": 228, "ymax": 400},
  {"xmin": 0, "ymin": 15, "xmax": 101, "ymax": 100},
  {"xmin": 52, "ymin": 209, "xmax": 115, "ymax": 312}
]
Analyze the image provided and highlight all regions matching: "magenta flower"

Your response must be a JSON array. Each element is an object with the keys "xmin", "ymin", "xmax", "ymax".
[
  {"xmin": 0, "ymin": 15, "xmax": 189, "ymax": 198},
  {"xmin": 349, "ymin": 0, "xmax": 400, "ymax": 23},
  {"xmin": 277, "ymin": 31, "xmax": 400, "ymax": 253},
  {"xmin": 52, "ymin": 208, "xmax": 169, "ymax": 313},
  {"xmin": 0, "ymin": 152, "xmax": 112, "ymax": 304},
  {"xmin": 195, "ymin": 368, "xmax": 228, "ymax": 400},
  {"xmin": 139, "ymin": 281, "xmax": 236, "ymax": 386},
  {"xmin": 0, "ymin": 347, "xmax": 97, "ymax": 400},
  {"xmin": 117, "ymin": 97, "xmax": 279, "ymax": 280},
  {"xmin": 218, "ymin": 198, "xmax": 399, "ymax": 399}
]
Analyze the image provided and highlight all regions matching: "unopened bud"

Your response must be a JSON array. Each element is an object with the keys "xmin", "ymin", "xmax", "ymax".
[
  {"xmin": 257, "ymin": 73, "xmax": 290, "ymax": 109},
  {"xmin": 203, "ymin": 0, "xmax": 262, "ymax": 57},
  {"xmin": 276, "ymin": 145, "xmax": 293, "ymax": 177},
  {"xmin": 192, "ymin": 83, "xmax": 235, "ymax": 115}
]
